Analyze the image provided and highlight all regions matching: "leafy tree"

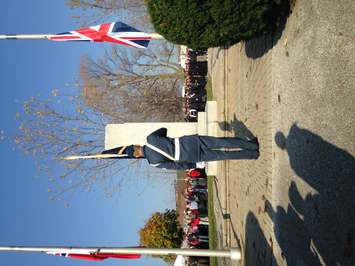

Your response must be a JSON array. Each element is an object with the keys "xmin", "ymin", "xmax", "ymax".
[
  {"xmin": 139, "ymin": 209, "xmax": 183, "ymax": 262},
  {"xmin": 146, "ymin": 0, "xmax": 290, "ymax": 49}
]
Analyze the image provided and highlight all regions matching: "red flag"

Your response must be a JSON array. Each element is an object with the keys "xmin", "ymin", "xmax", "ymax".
[{"xmin": 47, "ymin": 251, "xmax": 141, "ymax": 261}]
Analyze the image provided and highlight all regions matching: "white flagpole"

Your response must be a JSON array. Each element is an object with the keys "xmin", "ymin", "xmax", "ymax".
[
  {"xmin": 0, "ymin": 246, "xmax": 241, "ymax": 260},
  {"xmin": 62, "ymin": 154, "xmax": 125, "ymax": 160},
  {"xmin": 0, "ymin": 34, "xmax": 54, "ymax": 40},
  {"xmin": 146, "ymin": 33, "xmax": 164, "ymax": 39},
  {"xmin": 0, "ymin": 33, "xmax": 164, "ymax": 40}
]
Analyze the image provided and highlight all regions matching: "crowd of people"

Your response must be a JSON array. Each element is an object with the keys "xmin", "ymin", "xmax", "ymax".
[
  {"xmin": 182, "ymin": 49, "xmax": 208, "ymax": 122},
  {"xmin": 178, "ymin": 47, "xmax": 211, "ymax": 265},
  {"xmin": 180, "ymin": 168, "xmax": 210, "ymax": 266}
]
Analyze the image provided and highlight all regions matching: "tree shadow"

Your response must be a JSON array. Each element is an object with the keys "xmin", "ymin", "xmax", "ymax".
[
  {"xmin": 245, "ymin": 212, "xmax": 277, "ymax": 266},
  {"xmin": 271, "ymin": 123, "xmax": 355, "ymax": 265},
  {"xmin": 245, "ymin": 0, "xmax": 291, "ymax": 59},
  {"xmin": 218, "ymin": 114, "xmax": 256, "ymax": 140}
]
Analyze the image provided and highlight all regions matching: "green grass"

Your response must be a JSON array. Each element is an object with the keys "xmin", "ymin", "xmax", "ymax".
[
  {"xmin": 205, "ymin": 75, "xmax": 213, "ymax": 101},
  {"xmin": 208, "ymin": 175, "xmax": 218, "ymax": 266}
]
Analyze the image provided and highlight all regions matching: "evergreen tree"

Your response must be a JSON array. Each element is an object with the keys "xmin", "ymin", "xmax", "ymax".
[{"xmin": 147, "ymin": 0, "xmax": 290, "ymax": 49}]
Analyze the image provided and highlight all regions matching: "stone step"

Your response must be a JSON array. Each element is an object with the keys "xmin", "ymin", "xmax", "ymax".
[
  {"xmin": 202, "ymin": 101, "xmax": 218, "ymax": 176},
  {"xmin": 197, "ymin": 111, "xmax": 207, "ymax": 135}
]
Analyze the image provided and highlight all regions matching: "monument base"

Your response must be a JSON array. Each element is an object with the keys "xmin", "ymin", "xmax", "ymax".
[{"xmin": 199, "ymin": 101, "xmax": 218, "ymax": 176}]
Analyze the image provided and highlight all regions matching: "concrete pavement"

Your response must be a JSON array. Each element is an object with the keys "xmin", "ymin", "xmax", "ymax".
[{"xmin": 208, "ymin": 0, "xmax": 355, "ymax": 265}]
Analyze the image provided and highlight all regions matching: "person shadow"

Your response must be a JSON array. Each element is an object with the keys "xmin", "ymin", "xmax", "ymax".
[
  {"xmin": 245, "ymin": 211, "xmax": 277, "ymax": 266},
  {"xmin": 265, "ymin": 189, "xmax": 323, "ymax": 266},
  {"xmin": 218, "ymin": 114, "xmax": 256, "ymax": 140},
  {"xmin": 271, "ymin": 123, "xmax": 355, "ymax": 265}
]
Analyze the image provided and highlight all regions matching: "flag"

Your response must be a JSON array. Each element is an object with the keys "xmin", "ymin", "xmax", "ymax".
[
  {"xmin": 48, "ymin": 22, "xmax": 158, "ymax": 48},
  {"xmin": 46, "ymin": 251, "xmax": 141, "ymax": 261}
]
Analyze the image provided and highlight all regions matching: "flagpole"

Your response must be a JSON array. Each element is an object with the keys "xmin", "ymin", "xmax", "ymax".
[
  {"xmin": 62, "ymin": 154, "xmax": 125, "ymax": 160},
  {"xmin": 0, "ymin": 34, "xmax": 54, "ymax": 40},
  {"xmin": 147, "ymin": 33, "xmax": 164, "ymax": 39},
  {"xmin": 0, "ymin": 246, "xmax": 241, "ymax": 260},
  {"xmin": 0, "ymin": 33, "xmax": 164, "ymax": 40}
]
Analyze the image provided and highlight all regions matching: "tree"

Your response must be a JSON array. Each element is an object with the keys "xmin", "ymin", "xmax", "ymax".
[
  {"xmin": 67, "ymin": 0, "xmax": 186, "ymax": 122},
  {"xmin": 67, "ymin": 0, "xmax": 145, "ymax": 10},
  {"xmin": 80, "ymin": 43, "xmax": 185, "ymax": 122},
  {"xmin": 139, "ymin": 209, "xmax": 183, "ymax": 262},
  {"xmin": 146, "ymin": 0, "xmax": 290, "ymax": 49},
  {"xmin": 66, "ymin": 0, "xmax": 149, "ymax": 28},
  {"xmin": 15, "ymin": 43, "xmax": 184, "ymax": 199},
  {"xmin": 14, "ymin": 89, "xmax": 149, "ymax": 200},
  {"xmin": 15, "ymin": 1, "xmax": 184, "ymax": 200}
]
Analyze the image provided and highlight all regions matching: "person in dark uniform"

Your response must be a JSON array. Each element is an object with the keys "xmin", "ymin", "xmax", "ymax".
[{"xmin": 101, "ymin": 127, "xmax": 259, "ymax": 170}]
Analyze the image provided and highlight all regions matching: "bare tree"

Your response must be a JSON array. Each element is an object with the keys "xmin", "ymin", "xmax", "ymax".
[
  {"xmin": 67, "ymin": 0, "xmax": 145, "ymax": 12},
  {"xmin": 15, "ymin": 89, "xmax": 151, "ymax": 201},
  {"xmin": 14, "ymin": 1, "xmax": 184, "ymax": 200},
  {"xmin": 80, "ymin": 42, "xmax": 185, "ymax": 122},
  {"xmin": 66, "ymin": 0, "xmax": 186, "ymax": 123},
  {"xmin": 66, "ymin": 0, "xmax": 150, "ymax": 28},
  {"xmin": 15, "ymin": 41, "xmax": 184, "ymax": 200}
]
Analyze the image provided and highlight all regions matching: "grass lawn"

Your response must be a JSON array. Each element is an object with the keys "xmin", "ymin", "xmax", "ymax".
[{"xmin": 208, "ymin": 175, "xmax": 218, "ymax": 266}]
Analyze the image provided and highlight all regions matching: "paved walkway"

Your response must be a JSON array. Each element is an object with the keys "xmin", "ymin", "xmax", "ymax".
[{"xmin": 208, "ymin": 0, "xmax": 355, "ymax": 265}]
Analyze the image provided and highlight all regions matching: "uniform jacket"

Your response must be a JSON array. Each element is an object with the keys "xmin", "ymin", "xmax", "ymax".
[{"xmin": 143, "ymin": 127, "xmax": 201, "ymax": 170}]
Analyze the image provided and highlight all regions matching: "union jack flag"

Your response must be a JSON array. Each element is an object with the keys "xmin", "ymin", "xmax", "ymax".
[{"xmin": 48, "ymin": 22, "xmax": 159, "ymax": 48}]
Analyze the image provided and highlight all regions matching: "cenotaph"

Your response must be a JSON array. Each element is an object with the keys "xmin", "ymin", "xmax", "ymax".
[{"xmin": 105, "ymin": 101, "xmax": 218, "ymax": 175}]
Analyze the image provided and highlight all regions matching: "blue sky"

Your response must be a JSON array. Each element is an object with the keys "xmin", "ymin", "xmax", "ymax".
[{"xmin": 0, "ymin": 1, "xmax": 175, "ymax": 265}]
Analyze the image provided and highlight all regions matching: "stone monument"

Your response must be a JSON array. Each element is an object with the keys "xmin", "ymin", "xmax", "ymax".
[{"xmin": 105, "ymin": 101, "xmax": 218, "ymax": 175}]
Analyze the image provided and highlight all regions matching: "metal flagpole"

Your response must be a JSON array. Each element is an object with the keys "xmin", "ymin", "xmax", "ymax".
[
  {"xmin": 145, "ymin": 33, "xmax": 164, "ymax": 39},
  {"xmin": 0, "ymin": 34, "xmax": 54, "ymax": 40},
  {"xmin": 0, "ymin": 246, "xmax": 241, "ymax": 260},
  {"xmin": 0, "ymin": 33, "xmax": 164, "ymax": 40}
]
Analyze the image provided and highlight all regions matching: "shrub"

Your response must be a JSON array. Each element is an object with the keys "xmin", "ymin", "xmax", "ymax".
[{"xmin": 147, "ymin": 0, "xmax": 289, "ymax": 49}]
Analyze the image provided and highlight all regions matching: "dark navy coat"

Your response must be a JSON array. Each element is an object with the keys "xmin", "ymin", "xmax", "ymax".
[{"xmin": 143, "ymin": 127, "xmax": 200, "ymax": 170}]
